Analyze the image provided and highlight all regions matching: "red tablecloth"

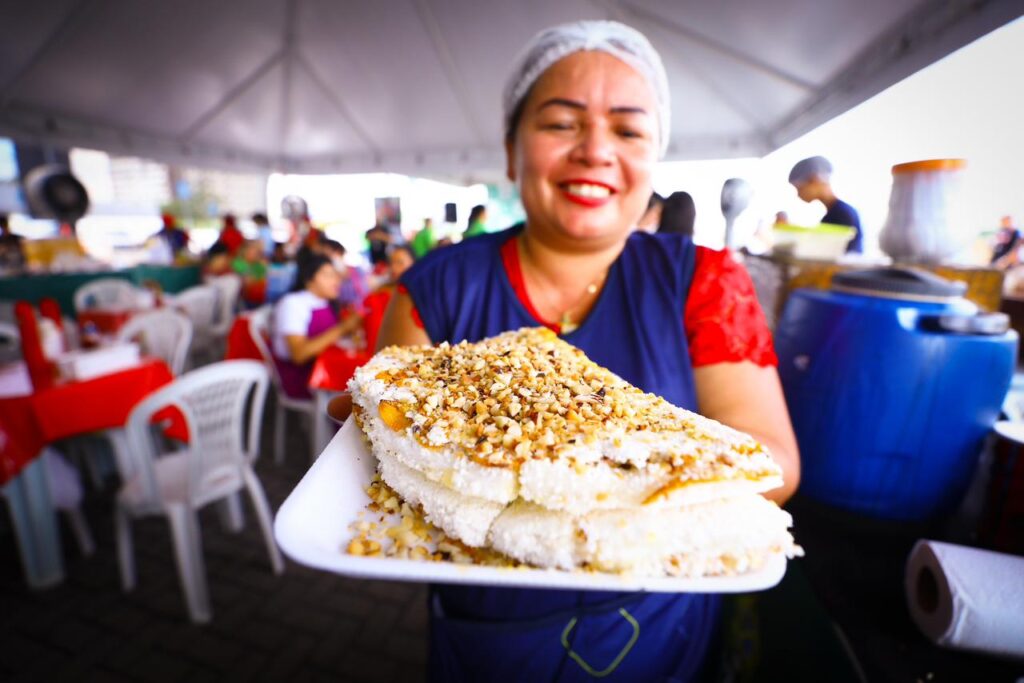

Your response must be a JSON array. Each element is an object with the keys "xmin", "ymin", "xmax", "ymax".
[
  {"xmin": 77, "ymin": 310, "xmax": 135, "ymax": 335},
  {"xmin": 0, "ymin": 360, "xmax": 177, "ymax": 484}
]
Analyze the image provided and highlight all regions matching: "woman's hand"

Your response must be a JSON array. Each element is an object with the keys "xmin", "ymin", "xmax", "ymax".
[
  {"xmin": 285, "ymin": 314, "xmax": 363, "ymax": 364},
  {"xmin": 693, "ymin": 361, "xmax": 800, "ymax": 505}
]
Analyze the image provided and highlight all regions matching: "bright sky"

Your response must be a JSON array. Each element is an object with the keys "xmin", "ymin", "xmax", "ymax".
[{"xmin": 652, "ymin": 16, "xmax": 1024, "ymax": 257}]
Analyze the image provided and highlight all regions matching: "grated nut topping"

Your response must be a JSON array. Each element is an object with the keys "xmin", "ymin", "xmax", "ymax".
[{"xmin": 353, "ymin": 327, "xmax": 773, "ymax": 480}]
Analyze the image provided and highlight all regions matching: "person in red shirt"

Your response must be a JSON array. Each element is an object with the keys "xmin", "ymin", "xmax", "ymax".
[
  {"xmin": 217, "ymin": 214, "xmax": 245, "ymax": 256},
  {"xmin": 363, "ymin": 245, "xmax": 415, "ymax": 351}
]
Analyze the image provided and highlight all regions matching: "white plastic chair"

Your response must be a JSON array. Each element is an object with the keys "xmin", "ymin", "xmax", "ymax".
[
  {"xmin": 115, "ymin": 360, "xmax": 283, "ymax": 623},
  {"xmin": 116, "ymin": 309, "xmax": 193, "ymax": 376},
  {"xmin": 61, "ymin": 316, "xmax": 80, "ymax": 351},
  {"xmin": 73, "ymin": 278, "xmax": 140, "ymax": 313},
  {"xmin": 168, "ymin": 285, "xmax": 219, "ymax": 366},
  {"xmin": 206, "ymin": 274, "xmax": 242, "ymax": 338},
  {"xmin": 248, "ymin": 306, "xmax": 321, "ymax": 465}
]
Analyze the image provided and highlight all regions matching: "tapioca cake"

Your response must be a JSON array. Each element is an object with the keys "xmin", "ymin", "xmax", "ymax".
[
  {"xmin": 348, "ymin": 328, "xmax": 799, "ymax": 576},
  {"xmin": 350, "ymin": 327, "xmax": 782, "ymax": 515}
]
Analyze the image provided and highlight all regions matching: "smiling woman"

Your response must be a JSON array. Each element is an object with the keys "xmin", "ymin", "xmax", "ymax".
[{"xmin": 373, "ymin": 19, "xmax": 799, "ymax": 682}]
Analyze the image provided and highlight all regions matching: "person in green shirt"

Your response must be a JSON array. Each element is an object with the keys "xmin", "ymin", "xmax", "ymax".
[
  {"xmin": 232, "ymin": 240, "xmax": 268, "ymax": 306},
  {"xmin": 411, "ymin": 218, "xmax": 437, "ymax": 258},
  {"xmin": 463, "ymin": 204, "xmax": 488, "ymax": 238}
]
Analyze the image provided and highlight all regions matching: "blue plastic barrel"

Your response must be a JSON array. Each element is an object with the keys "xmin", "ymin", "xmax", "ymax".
[{"xmin": 776, "ymin": 267, "xmax": 1017, "ymax": 521}]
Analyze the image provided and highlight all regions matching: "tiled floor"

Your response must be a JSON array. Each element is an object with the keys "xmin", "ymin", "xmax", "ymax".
[{"xmin": 0, "ymin": 414, "xmax": 428, "ymax": 682}]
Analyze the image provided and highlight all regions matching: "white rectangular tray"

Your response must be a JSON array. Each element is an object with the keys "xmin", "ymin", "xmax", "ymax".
[{"xmin": 274, "ymin": 418, "xmax": 787, "ymax": 592}]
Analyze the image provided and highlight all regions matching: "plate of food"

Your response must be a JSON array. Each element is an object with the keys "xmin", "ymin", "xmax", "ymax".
[{"xmin": 274, "ymin": 328, "xmax": 800, "ymax": 592}]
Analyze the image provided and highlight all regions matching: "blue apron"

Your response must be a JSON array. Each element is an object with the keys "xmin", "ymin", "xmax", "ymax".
[{"xmin": 402, "ymin": 226, "xmax": 719, "ymax": 682}]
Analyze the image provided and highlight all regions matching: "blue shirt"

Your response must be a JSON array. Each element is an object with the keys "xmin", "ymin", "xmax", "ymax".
[{"xmin": 823, "ymin": 198, "xmax": 862, "ymax": 253}]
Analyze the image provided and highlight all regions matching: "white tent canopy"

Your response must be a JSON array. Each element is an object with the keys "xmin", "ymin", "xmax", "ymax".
[{"xmin": 0, "ymin": 0, "xmax": 1019, "ymax": 177}]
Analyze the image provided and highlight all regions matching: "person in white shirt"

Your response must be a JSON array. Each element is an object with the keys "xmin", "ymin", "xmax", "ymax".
[{"xmin": 271, "ymin": 254, "xmax": 362, "ymax": 398}]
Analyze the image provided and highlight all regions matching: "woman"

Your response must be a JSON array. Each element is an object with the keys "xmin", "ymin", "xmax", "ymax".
[
  {"xmin": 462, "ymin": 204, "xmax": 489, "ymax": 238},
  {"xmin": 232, "ymin": 240, "xmax": 268, "ymax": 307},
  {"xmin": 657, "ymin": 190, "xmax": 697, "ymax": 236},
  {"xmin": 362, "ymin": 245, "xmax": 415, "ymax": 351},
  {"xmin": 271, "ymin": 254, "xmax": 361, "ymax": 399},
  {"xmin": 371, "ymin": 20, "xmax": 799, "ymax": 682}
]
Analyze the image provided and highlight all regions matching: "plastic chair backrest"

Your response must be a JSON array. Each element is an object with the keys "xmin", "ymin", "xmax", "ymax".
[
  {"xmin": 73, "ymin": 278, "xmax": 139, "ymax": 313},
  {"xmin": 125, "ymin": 360, "xmax": 269, "ymax": 507},
  {"xmin": 207, "ymin": 274, "xmax": 242, "ymax": 335},
  {"xmin": 117, "ymin": 309, "xmax": 193, "ymax": 376},
  {"xmin": 246, "ymin": 306, "xmax": 287, "ymax": 391},
  {"xmin": 171, "ymin": 285, "xmax": 219, "ymax": 335}
]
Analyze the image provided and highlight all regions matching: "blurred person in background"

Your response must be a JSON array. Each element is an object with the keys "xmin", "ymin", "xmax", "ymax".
[
  {"xmin": 363, "ymin": 245, "xmax": 416, "ymax": 351},
  {"xmin": 233, "ymin": 239, "xmax": 268, "ymax": 307},
  {"xmin": 991, "ymin": 215, "xmax": 1021, "ymax": 266},
  {"xmin": 270, "ymin": 242, "xmax": 289, "ymax": 265},
  {"xmin": 788, "ymin": 156, "xmax": 863, "ymax": 253},
  {"xmin": 636, "ymin": 191, "xmax": 664, "ymax": 232},
  {"xmin": 366, "ymin": 221, "xmax": 404, "ymax": 267},
  {"xmin": 201, "ymin": 241, "xmax": 233, "ymax": 278},
  {"xmin": 411, "ymin": 217, "xmax": 438, "ymax": 258},
  {"xmin": 657, "ymin": 191, "xmax": 696, "ymax": 237},
  {"xmin": 463, "ymin": 204, "xmax": 489, "ymax": 238},
  {"xmin": 217, "ymin": 213, "xmax": 245, "ymax": 256},
  {"xmin": 271, "ymin": 254, "xmax": 362, "ymax": 399},
  {"xmin": 253, "ymin": 212, "xmax": 274, "ymax": 257},
  {"xmin": 266, "ymin": 242, "xmax": 297, "ymax": 303},
  {"xmin": 156, "ymin": 213, "xmax": 188, "ymax": 256},
  {"xmin": 323, "ymin": 239, "xmax": 369, "ymax": 313},
  {"xmin": 0, "ymin": 213, "xmax": 26, "ymax": 273}
]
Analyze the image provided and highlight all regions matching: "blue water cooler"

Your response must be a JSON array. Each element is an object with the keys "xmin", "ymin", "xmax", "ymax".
[{"xmin": 776, "ymin": 267, "xmax": 1017, "ymax": 521}]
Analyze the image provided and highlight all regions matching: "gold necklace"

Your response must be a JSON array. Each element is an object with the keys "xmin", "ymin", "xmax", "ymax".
[
  {"xmin": 528, "ymin": 266, "xmax": 607, "ymax": 334},
  {"xmin": 518, "ymin": 236, "xmax": 608, "ymax": 334}
]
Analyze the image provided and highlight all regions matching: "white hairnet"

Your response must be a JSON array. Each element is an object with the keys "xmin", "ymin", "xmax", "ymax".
[
  {"xmin": 789, "ymin": 156, "xmax": 833, "ymax": 184},
  {"xmin": 502, "ymin": 20, "xmax": 671, "ymax": 157}
]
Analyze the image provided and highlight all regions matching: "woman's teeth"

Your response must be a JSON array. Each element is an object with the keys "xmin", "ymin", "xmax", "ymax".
[{"xmin": 564, "ymin": 183, "xmax": 611, "ymax": 199}]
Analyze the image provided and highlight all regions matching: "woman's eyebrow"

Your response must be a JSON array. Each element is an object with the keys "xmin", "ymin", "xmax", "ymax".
[
  {"xmin": 538, "ymin": 97, "xmax": 585, "ymax": 111},
  {"xmin": 537, "ymin": 98, "xmax": 648, "ymax": 116},
  {"xmin": 610, "ymin": 106, "xmax": 648, "ymax": 115}
]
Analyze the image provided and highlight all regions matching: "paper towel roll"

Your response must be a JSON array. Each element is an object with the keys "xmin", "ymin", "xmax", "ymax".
[{"xmin": 906, "ymin": 540, "xmax": 1024, "ymax": 658}]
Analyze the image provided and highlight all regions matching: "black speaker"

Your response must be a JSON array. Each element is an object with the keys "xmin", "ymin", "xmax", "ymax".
[{"xmin": 444, "ymin": 202, "xmax": 457, "ymax": 223}]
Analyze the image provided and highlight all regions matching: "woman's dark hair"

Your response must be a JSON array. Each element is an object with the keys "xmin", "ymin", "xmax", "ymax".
[
  {"xmin": 293, "ymin": 253, "xmax": 332, "ymax": 292},
  {"xmin": 467, "ymin": 205, "xmax": 487, "ymax": 226},
  {"xmin": 657, "ymin": 191, "xmax": 696, "ymax": 236},
  {"xmin": 323, "ymin": 239, "xmax": 346, "ymax": 256},
  {"xmin": 388, "ymin": 244, "xmax": 415, "ymax": 263},
  {"xmin": 207, "ymin": 240, "xmax": 228, "ymax": 257}
]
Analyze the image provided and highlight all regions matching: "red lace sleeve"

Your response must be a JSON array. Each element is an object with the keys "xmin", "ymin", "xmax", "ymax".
[{"xmin": 685, "ymin": 247, "xmax": 777, "ymax": 367}]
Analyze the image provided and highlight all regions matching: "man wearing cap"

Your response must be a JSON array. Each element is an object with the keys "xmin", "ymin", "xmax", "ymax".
[{"xmin": 789, "ymin": 156, "xmax": 863, "ymax": 253}]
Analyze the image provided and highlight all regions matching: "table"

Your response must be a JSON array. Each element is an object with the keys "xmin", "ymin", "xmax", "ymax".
[
  {"xmin": 744, "ymin": 252, "xmax": 1004, "ymax": 330},
  {"xmin": 0, "ymin": 265, "xmax": 201, "ymax": 316},
  {"xmin": 0, "ymin": 359, "xmax": 174, "ymax": 587},
  {"xmin": 786, "ymin": 495, "xmax": 1024, "ymax": 681}
]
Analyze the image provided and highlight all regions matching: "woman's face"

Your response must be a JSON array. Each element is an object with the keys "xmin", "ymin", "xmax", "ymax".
[
  {"xmin": 389, "ymin": 249, "xmax": 414, "ymax": 281},
  {"xmin": 506, "ymin": 51, "xmax": 659, "ymax": 249},
  {"xmin": 307, "ymin": 262, "xmax": 341, "ymax": 300}
]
